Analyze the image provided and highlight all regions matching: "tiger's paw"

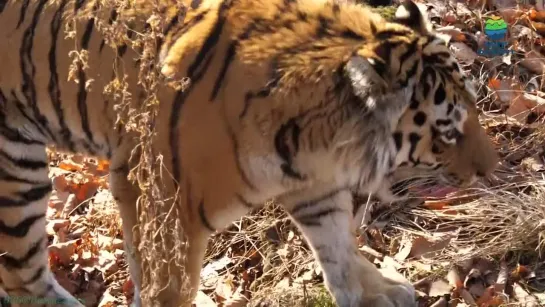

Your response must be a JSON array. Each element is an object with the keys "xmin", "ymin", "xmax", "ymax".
[
  {"xmin": 362, "ymin": 284, "xmax": 416, "ymax": 307},
  {"xmin": 328, "ymin": 266, "xmax": 417, "ymax": 307},
  {"xmin": 360, "ymin": 267, "xmax": 417, "ymax": 307}
]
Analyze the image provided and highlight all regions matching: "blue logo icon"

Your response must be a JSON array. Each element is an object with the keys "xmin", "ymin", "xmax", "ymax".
[{"xmin": 478, "ymin": 16, "xmax": 513, "ymax": 57}]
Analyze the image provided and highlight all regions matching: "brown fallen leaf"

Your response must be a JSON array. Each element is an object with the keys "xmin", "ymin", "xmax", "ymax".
[
  {"xmin": 488, "ymin": 77, "xmax": 545, "ymax": 125},
  {"xmin": 450, "ymin": 42, "xmax": 479, "ymax": 63},
  {"xmin": 97, "ymin": 250, "xmax": 117, "ymax": 267},
  {"xmin": 49, "ymin": 189, "xmax": 70, "ymax": 211},
  {"xmin": 429, "ymin": 279, "xmax": 452, "ymax": 297},
  {"xmin": 409, "ymin": 235, "xmax": 453, "ymax": 260},
  {"xmin": 75, "ymin": 181, "xmax": 100, "ymax": 204},
  {"xmin": 122, "ymin": 277, "xmax": 134, "ymax": 300},
  {"xmin": 114, "ymin": 249, "xmax": 125, "ymax": 259},
  {"xmin": 498, "ymin": 8, "xmax": 525, "ymax": 24},
  {"xmin": 475, "ymin": 286, "xmax": 503, "ymax": 306},
  {"xmin": 435, "ymin": 26, "xmax": 464, "ymax": 39},
  {"xmin": 48, "ymin": 166, "xmax": 72, "ymax": 179},
  {"xmin": 521, "ymin": 155, "xmax": 545, "ymax": 172},
  {"xmin": 53, "ymin": 270, "xmax": 79, "ymax": 296},
  {"xmin": 375, "ymin": 264, "xmax": 410, "ymax": 293},
  {"xmin": 359, "ymin": 245, "xmax": 384, "ymax": 261},
  {"xmin": 429, "ymin": 296, "xmax": 448, "ymax": 307},
  {"xmin": 201, "ymin": 255, "xmax": 232, "ymax": 290},
  {"xmin": 531, "ymin": 20, "xmax": 545, "ymax": 37},
  {"xmin": 443, "ymin": 11, "xmax": 457, "ymax": 24},
  {"xmin": 97, "ymin": 159, "xmax": 110, "ymax": 172},
  {"xmin": 78, "ymin": 250, "xmax": 95, "ymax": 264},
  {"xmin": 468, "ymin": 278, "xmax": 488, "ymax": 302},
  {"xmin": 91, "ymin": 190, "xmax": 115, "ymax": 207},
  {"xmin": 77, "ymin": 291, "xmax": 99, "ymax": 307},
  {"xmin": 368, "ymin": 228, "xmax": 388, "ymax": 252},
  {"xmin": 97, "ymin": 288, "xmax": 117, "ymax": 307},
  {"xmin": 52, "ymin": 174, "xmax": 69, "ymax": 192},
  {"xmin": 512, "ymin": 282, "xmax": 539, "ymax": 306},
  {"xmin": 102, "ymin": 260, "xmax": 119, "ymax": 276},
  {"xmin": 511, "ymin": 264, "xmax": 532, "ymax": 280},
  {"xmin": 46, "ymin": 219, "xmax": 70, "ymax": 236},
  {"xmin": 47, "ymin": 206, "xmax": 58, "ymax": 220},
  {"xmin": 193, "ymin": 291, "xmax": 216, "ymax": 307},
  {"xmin": 96, "ymin": 234, "xmax": 124, "ymax": 251},
  {"xmin": 70, "ymin": 154, "xmax": 84, "ymax": 164},
  {"xmin": 494, "ymin": 261, "xmax": 509, "ymax": 294},
  {"xmin": 49, "ymin": 239, "xmax": 80, "ymax": 266},
  {"xmin": 520, "ymin": 50, "xmax": 545, "ymax": 75},
  {"xmin": 58, "ymin": 160, "xmax": 84, "ymax": 172},
  {"xmin": 393, "ymin": 236, "xmax": 412, "ymax": 262},
  {"xmin": 447, "ymin": 268, "xmax": 464, "ymax": 290},
  {"xmin": 459, "ymin": 288, "xmax": 477, "ymax": 306},
  {"xmin": 61, "ymin": 194, "xmax": 79, "ymax": 218},
  {"xmin": 423, "ymin": 201, "xmax": 451, "ymax": 210},
  {"xmin": 215, "ymin": 275, "xmax": 235, "ymax": 303},
  {"xmin": 529, "ymin": 8, "xmax": 545, "ymax": 22},
  {"xmin": 223, "ymin": 285, "xmax": 249, "ymax": 307}
]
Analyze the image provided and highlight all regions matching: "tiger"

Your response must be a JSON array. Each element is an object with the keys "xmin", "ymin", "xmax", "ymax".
[{"xmin": 0, "ymin": 0, "xmax": 498, "ymax": 306}]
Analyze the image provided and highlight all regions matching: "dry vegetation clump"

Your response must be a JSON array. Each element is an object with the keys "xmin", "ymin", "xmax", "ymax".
[
  {"xmin": 62, "ymin": 1, "xmax": 194, "ymax": 306},
  {"xmin": 42, "ymin": 0, "xmax": 545, "ymax": 306}
]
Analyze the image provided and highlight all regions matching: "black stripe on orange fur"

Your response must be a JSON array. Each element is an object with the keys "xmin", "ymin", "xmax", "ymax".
[
  {"xmin": 169, "ymin": 0, "xmax": 232, "ymax": 184},
  {"xmin": 76, "ymin": 17, "xmax": 100, "ymax": 155},
  {"xmin": 20, "ymin": 0, "xmax": 57, "ymax": 143},
  {"xmin": 0, "ymin": 214, "xmax": 45, "ymax": 238},
  {"xmin": 0, "ymin": 237, "xmax": 45, "ymax": 269},
  {"xmin": 198, "ymin": 201, "xmax": 215, "ymax": 232},
  {"xmin": 48, "ymin": 0, "xmax": 75, "ymax": 152},
  {"xmin": 16, "ymin": 0, "xmax": 30, "ymax": 29}
]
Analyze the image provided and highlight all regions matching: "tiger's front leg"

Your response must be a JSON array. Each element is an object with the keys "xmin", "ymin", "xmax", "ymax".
[{"xmin": 285, "ymin": 190, "xmax": 416, "ymax": 307}]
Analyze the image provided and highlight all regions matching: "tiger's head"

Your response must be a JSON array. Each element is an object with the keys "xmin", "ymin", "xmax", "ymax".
[{"xmin": 346, "ymin": 0, "xmax": 498, "ymax": 202}]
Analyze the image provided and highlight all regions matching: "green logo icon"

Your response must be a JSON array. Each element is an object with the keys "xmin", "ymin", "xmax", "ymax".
[{"xmin": 479, "ymin": 16, "xmax": 512, "ymax": 57}]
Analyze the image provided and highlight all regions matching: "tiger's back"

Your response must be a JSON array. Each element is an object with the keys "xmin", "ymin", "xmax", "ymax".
[{"xmin": 0, "ymin": 1, "xmax": 498, "ymax": 306}]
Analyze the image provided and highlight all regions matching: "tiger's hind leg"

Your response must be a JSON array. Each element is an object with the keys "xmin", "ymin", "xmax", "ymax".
[
  {"xmin": 108, "ymin": 161, "xmax": 142, "ymax": 307},
  {"xmin": 108, "ymin": 152, "xmax": 210, "ymax": 307},
  {"xmin": 0, "ymin": 137, "xmax": 82, "ymax": 306},
  {"xmin": 284, "ymin": 189, "xmax": 416, "ymax": 307}
]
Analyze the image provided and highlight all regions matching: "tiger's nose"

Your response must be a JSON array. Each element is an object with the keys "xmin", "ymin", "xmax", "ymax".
[
  {"xmin": 455, "ymin": 175, "xmax": 477, "ymax": 188},
  {"xmin": 465, "ymin": 174, "xmax": 478, "ymax": 187}
]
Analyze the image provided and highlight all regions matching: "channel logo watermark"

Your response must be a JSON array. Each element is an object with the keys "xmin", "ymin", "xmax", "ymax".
[
  {"xmin": 0, "ymin": 296, "xmax": 85, "ymax": 305},
  {"xmin": 478, "ymin": 16, "xmax": 514, "ymax": 57}
]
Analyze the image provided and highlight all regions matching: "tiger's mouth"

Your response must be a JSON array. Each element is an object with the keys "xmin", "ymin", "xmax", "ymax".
[
  {"xmin": 409, "ymin": 183, "xmax": 459, "ymax": 199},
  {"xmin": 391, "ymin": 177, "xmax": 459, "ymax": 200}
]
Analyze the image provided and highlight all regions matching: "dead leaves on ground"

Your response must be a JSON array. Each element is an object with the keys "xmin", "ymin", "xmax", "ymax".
[
  {"xmin": 45, "ymin": 150, "xmax": 131, "ymax": 307},
  {"xmin": 359, "ymin": 217, "xmax": 545, "ymax": 307},
  {"xmin": 412, "ymin": 260, "xmax": 545, "ymax": 307},
  {"xmin": 426, "ymin": 0, "xmax": 545, "ymax": 126}
]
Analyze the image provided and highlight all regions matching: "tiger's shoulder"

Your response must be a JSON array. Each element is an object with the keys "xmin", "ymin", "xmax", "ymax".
[{"xmin": 159, "ymin": 0, "xmax": 424, "ymax": 86}]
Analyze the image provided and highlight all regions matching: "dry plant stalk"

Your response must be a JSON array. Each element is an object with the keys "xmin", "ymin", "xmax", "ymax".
[{"xmin": 65, "ymin": 1, "xmax": 193, "ymax": 305}]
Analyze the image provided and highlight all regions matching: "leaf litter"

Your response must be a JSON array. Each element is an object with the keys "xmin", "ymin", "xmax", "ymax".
[
  {"xmin": 44, "ymin": 150, "xmax": 130, "ymax": 307},
  {"xmin": 35, "ymin": 0, "xmax": 545, "ymax": 306}
]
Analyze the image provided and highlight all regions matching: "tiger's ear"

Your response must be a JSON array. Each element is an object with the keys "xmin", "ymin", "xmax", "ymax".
[
  {"xmin": 345, "ymin": 55, "xmax": 413, "ymax": 118},
  {"xmin": 345, "ymin": 55, "xmax": 389, "ymax": 99},
  {"xmin": 394, "ymin": 0, "xmax": 432, "ymax": 35}
]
